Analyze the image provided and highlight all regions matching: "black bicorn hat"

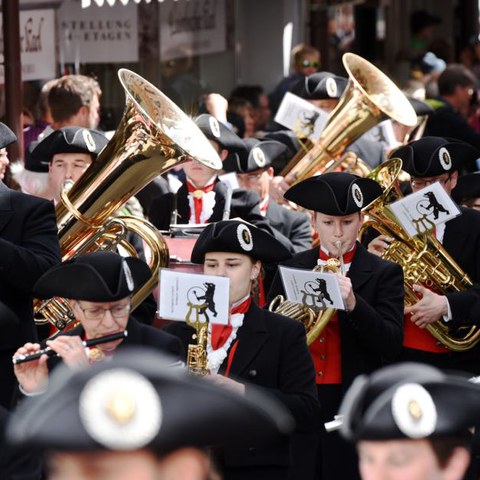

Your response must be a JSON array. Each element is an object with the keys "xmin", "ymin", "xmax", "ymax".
[
  {"xmin": 224, "ymin": 138, "xmax": 289, "ymax": 174},
  {"xmin": 284, "ymin": 172, "xmax": 383, "ymax": 215},
  {"xmin": 451, "ymin": 172, "xmax": 480, "ymax": 204},
  {"xmin": 291, "ymin": 72, "xmax": 348, "ymax": 100},
  {"xmin": 191, "ymin": 219, "xmax": 292, "ymax": 264},
  {"xmin": 30, "ymin": 127, "xmax": 108, "ymax": 164},
  {"xmin": 194, "ymin": 114, "xmax": 247, "ymax": 152},
  {"xmin": 339, "ymin": 362, "xmax": 480, "ymax": 442},
  {"xmin": 0, "ymin": 122, "xmax": 17, "ymax": 150},
  {"xmin": 6, "ymin": 347, "xmax": 294, "ymax": 453},
  {"xmin": 33, "ymin": 251, "xmax": 152, "ymax": 302},
  {"xmin": 392, "ymin": 137, "xmax": 480, "ymax": 177}
]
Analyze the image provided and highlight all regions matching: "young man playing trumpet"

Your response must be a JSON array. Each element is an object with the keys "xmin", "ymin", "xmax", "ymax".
[
  {"xmin": 13, "ymin": 251, "xmax": 183, "ymax": 395},
  {"xmin": 267, "ymin": 172, "xmax": 405, "ymax": 480}
]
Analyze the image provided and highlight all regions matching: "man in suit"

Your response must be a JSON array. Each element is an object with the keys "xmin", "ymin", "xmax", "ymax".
[
  {"xmin": 13, "ymin": 251, "xmax": 183, "ymax": 396},
  {"xmin": 267, "ymin": 172, "xmax": 405, "ymax": 480},
  {"xmin": 164, "ymin": 219, "xmax": 320, "ymax": 480},
  {"xmin": 7, "ymin": 348, "xmax": 294, "ymax": 480},
  {"xmin": 148, "ymin": 114, "xmax": 274, "ymax": 235},
  {"xmin": 0, "ymin": 122, "xmax": 61, "ymax": 410},
  {"xmin": 229, "ymin": 138, "xmax": 312, "ymax": 254},
  {"xmin": 368, "ymin": 137, "xmax": 480, "ymax": 373}
]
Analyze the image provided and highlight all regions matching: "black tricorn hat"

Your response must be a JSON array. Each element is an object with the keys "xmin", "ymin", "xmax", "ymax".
[
  {"xmin": 191, "ymin": 219, "xmax": 292, "ymax": 264},
  {"xmin": 291, "ymin": 72, "xmax": 348, "ymax": 100},
  {"xmin": 24, "ymin": 141, "xmax": 48, "ymax": 173},
  {"xmin": 194, "ymin": 114, "xmax": 247, "ymax": 152},
  {"xmin": 451, "ymin": 172, "xmax": 480, "ymax": 204},
  {"xmin": 339, "ymin": 362, "xmax": 480, "ymax": 442},
  {"xmin": 224, "ymin": 139, "xmax": 289, "ymax": 174},
  {"xmin": 392, "ymin": 136, "xmax": 480, "ymax": 177},
  {"xmin": 7, "ymin": 347, "xmax": 294, "ymax": 453},
  {"xmin": 33, "ymin": 251, "xmax": 151, "ymax": 302},
  {"xmin": 284, "ymin": 172, "xmax": 383, "ymax": 215},
  {"xmin": 30, "ymin": 127, "xmax": 108, "ymax": 164},
  {"xmin": 0, "ymin": 122, "xmax": 17, "ymax": 150}
]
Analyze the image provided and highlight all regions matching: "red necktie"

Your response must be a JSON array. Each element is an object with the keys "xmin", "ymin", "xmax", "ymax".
[
  {"xmin": 186, "ymin": 180, "xmax": 216, "ymax": 223},
  {"xmin": 211, "ymin": 297, "xmax": 252, "ymax": 350},
  {"xmin": 318, "ymin": 243, "xmax": 357, "ymax": 263}
]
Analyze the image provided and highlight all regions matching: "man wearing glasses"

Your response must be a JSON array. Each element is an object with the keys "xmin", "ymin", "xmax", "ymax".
[
  {"xmin": 369, "ymin": 136, "xmax": 480, "ymax": 374},
  {"xmin": 13, "ymin": 251, "xmax": 183, "ymax": 395}
]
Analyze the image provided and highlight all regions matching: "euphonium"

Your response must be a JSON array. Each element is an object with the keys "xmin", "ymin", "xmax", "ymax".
[
  {"xmin": 269, "ymin": 242, "xmax": 345, "ymax": 345},
  {"xmin": 281, "ymin": 53, "xmax": 417, "ymax": 185},
  {"xmin": 35, "ymin": 69, "xmax": 222, "ymax": 331},
  {"xmin": 361, "ymin": 158, "xmax": 478, "ymax": 351}
]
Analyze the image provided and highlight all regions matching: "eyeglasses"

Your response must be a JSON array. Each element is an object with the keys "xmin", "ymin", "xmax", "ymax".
[
  {"xmin": 76, "ymin": 302, "xmax": 131, "ymax": 321},
  {"xmin": 410, "ymin": 174, "xmax": 451, "ymax": 189},
  {"xmin": 297, "ymin": 59, "xmax": 320, "ymax": 68}
]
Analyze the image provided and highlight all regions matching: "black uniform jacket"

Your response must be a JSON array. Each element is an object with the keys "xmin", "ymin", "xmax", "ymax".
[
  {"xmin": 148, "ymin": 180, "xmax": 275, "ymax": 235},
  {"xmin": 164, "ymin": 301, "xmax": 321, "ymax": 468},
  {"xmin": 266, "ymin": 200, "xmax": 312, "ymax": 254},
  {"xmin": 267, "ymin": 242, "xmax": 405, "ymax": 389},
  {"xmin": 0, "ymin": 183, "xmax": 60, "ymax": 349},
  {"xmin": 47, "ymin": 316, "xmax": 184, "ymax": 369}
]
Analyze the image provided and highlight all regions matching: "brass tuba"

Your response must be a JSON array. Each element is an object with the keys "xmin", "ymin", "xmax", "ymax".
[
  {"xmin": 269, "ymin": 245, "xmax": 344, "ymax": 345},
  {"xmin": 35, "ymin": 69, "xmax": 222, "ymax": 330},
  {"xmin": 361, "ymin": 158, "xmax": 479, "ymax": 351},
  {"xmin": 281, "ymin": 53, "xmax": 417, "ymax": 185}
]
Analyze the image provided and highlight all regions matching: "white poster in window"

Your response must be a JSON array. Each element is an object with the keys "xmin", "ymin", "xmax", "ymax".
[
  {"xmin": 0, "ymin": 9, "xmax": 56, "ymax": 83},
  {"xmin": 58, "ymin": 0, "xmax": 138, "ymax": 64},
  {"xmin": 279, "ymin": 266, "xmax": 345, "ymax": 311},
  {"xmin": 159, "ymin": 269, "xmax": 230, "ymax": 325},
  {"xmin": 159, "ymin": 0, "xmax": 226, "ymax": 61},
  {"xmin": 389, "ymin": 182, "xmax": 461, "ymax": 237}
]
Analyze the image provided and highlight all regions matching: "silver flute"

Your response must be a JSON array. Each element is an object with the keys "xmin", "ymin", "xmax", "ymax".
[{"xmin": 12, "ymin": 330, "xmax": 128, "ymax": 365}]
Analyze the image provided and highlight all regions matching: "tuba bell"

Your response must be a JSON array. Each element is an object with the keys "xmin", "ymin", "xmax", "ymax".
[
  {"xmin": 281, "ymin": 53, "xmax": 417, "ymax": 185},
  {"xmin": 361, "ymin": 158, "xmax": 479, "ymax": 351},
  {"xmin": 35, "ymin": 69, "xmax": 222, "ymax": 330}
]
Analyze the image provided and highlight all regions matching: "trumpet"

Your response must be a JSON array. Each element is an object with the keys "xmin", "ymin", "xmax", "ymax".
[{"xmin": 12, "ymin": 331, "xmax": 128, "ymax": 365}]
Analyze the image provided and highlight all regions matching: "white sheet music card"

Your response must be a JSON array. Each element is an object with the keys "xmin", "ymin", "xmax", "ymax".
[
  {"xmin": 389, "ymin": 182, "xmax": 461, "ymax": 237},
  {"xmin": 279, "ymin": 266, "xmax": 345, "ymax": 311},
  {"xmin": 159, "ymin": 269, "xmax": 230, "ymax": 324},
  {"xmin": 274, "ymin": 92, "xmax": 329, "ymax": 141}
]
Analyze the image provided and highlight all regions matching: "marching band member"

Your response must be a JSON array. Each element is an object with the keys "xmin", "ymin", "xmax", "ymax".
[
  {"xmin": 368, "ymin": 137, "xmax": 480, "ymax": 373},
  {"xmin": 29, "ymin": 126, "xmax": 108, "ymax": 204},
  {"xmin": 339, "ymin": 362, "xmax": 480, "ymax": 480},
  {"xmin": 225, "ymin": 137, "xmax": 313, "ymax": 254},
  {"xmin": 267, "ymin": 172, "xmax": 405, "ymax": 480},
  {"xmin": 148, "ymin": 114, "xmax": 273, "ymax": 233},
  {"xmin": 13, "ymin": 251, "xmax": 183, "ymax": 396},
  {"xmin": 164, "ymin": 219, "xmax": 320, "ymax": 480},
  {"xmin": 7, "ymin": 348, "xmax": 294, "ymax": 480}
]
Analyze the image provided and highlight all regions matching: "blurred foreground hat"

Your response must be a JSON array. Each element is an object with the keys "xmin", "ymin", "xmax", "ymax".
[
  {"xmin": 194, "ymin": 114, "xmax": 247, "ymax": 152},
  {"xmin": 285, "ymin": 172, "xmax": 382, "ymax": 215},
  {"xmin": 451, "ymin": 172, "xmax": 480, "ymax": 204},
  {"xmin": 392, "ymin": 136, "xmax": 480, "ymax": 177},
  {"xmin": 191, "ymin": 219, "xmax": 291, "ymax": 264},
  {"xmin": 30, "ymin": 126, "xmax": 108, "ymax": 164},
  {"xmin": 33, "ymin": 251, "xmax": 151, "ymax": 302},
  {"xmin": 291, "ymin": 72, "xmax": 348, "ymax": 100},
  {"xmin": 7, "ymin": 348, "xmax": 293, "ymax": 453},
  {"xmin": 0, "ymin": 122, "xmax": 17, "ymax": 150},
  {"xmin": 339, "ymin": 362, "xmax": 480, "ymax": 442}
]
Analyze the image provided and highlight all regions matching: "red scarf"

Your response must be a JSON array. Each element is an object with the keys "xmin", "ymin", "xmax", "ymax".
[
  {"xmin": 211, "ymin": 297, "xmax": 251, "ymax": 350},
  {"xmin": 186, "ymin": 180, "xmax": 216, "ymax": 223},
  {"xmin": 318, "ymin": 243, "xmax": 357, "ymax": 264}
]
